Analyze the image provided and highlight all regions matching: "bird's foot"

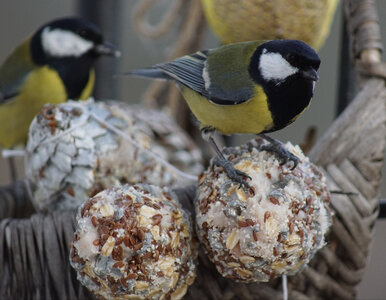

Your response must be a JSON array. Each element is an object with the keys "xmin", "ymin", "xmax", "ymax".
[
  {"xmin": 260, "ymin": 135, "xmax": 299, "ymax": 170},
  {"xmin": 213, "ymin": 156, "xmax": 252, "ymax": 190}
]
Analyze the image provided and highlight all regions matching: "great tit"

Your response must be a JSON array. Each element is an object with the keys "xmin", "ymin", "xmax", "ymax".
[
  {"xmin": 128, "ymin": 40, "xmax": 320, "ymax": 187},
  {"xmin": 201, "ymin": 0, "xmax": 339, "ymax": 50},
  {"xmin": 0, "ymin": 17, "xmax": 120, "ymax": 149}
]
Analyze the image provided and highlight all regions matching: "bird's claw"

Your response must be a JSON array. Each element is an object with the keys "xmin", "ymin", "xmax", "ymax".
[
  {"xmin": 260, "ymin": 141, "xmax": 299, "ymax": 170},
  {"xmin": 283, "ymin": 152, "xmax": 299, "ymax": 170},
  {"xmin": 213, "ymin": 157, "xmax": 252, "ymax": 190}
]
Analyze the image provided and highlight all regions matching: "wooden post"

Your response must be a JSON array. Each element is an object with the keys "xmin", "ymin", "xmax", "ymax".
[{"xmin": 78, "ymin": 1, "xmax": 123, "ymax": 99}]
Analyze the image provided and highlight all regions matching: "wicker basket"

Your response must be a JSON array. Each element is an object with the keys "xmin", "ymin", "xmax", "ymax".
[{"xmin": 1, "ymin": 0, "xmax": 385, "ymax": 299}]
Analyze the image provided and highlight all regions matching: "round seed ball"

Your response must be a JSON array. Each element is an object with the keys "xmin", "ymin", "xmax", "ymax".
[
  {"xmin": 26, "ymin": 99, "xmax": 203, "ymax": 211},
  {"xmin": 195, "ymin": 138, "xmax": 331, "ymax": 282},
  {"xmin": 70, "ymin": 184, "xmax": 196, "ymax": 300}
]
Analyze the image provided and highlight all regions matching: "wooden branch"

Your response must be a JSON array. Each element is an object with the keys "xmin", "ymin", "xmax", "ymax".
[
  {"xmin": 309, "ymin": 79, "xmax": 386, "ymax": 168},
  {"xmin": 343, "ymin": 0, "xmax": 385, "ymax": 85}
]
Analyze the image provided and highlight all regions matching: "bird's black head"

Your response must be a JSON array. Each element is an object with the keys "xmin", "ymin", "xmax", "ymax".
[
  {"xmin": 249, "ymin": 40, "xmax": 321, "ymax": 131},
  {"xmin": 249, "ymin": 39, "xmax": 320, "ymax": 86},
  {"xmin": 30, "ymin": 17, "xmax": 120, "ymax": 98},
  {"xmin": 31, "ymin": 17, "xmax": 120, "ymax": 62}
]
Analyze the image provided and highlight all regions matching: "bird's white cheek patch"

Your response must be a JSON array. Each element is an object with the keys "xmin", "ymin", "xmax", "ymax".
[
  {"xmin": 42, "ymin": 27, "xmax": 94, "ymax": 57},
  {"xmin": 259, "ymin": 50, "xmax": 298, "ymax": 83}
]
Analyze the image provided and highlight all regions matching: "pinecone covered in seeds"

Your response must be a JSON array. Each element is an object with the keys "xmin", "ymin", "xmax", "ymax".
[{"xmin": 25, "ymin": 99, "xmax": 203, "ymax": 211}]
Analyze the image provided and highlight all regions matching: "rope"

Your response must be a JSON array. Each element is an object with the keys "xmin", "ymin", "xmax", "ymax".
[
  {"xmin": 89, "ymin": 111, "xmax": 198, "ymax": 181},
  {"xmin": 134, "ymin": 0, "xmax": 206, "ymax": 127},
  {"xmin": 344, "ymin": 0, "xmax": 383, "ymax": 60},
  {"xmin": 132, "ymin": 0, "xmax": 184, "ymax": 39},
  {"xmin": 282, "ymin": 275, "xmax": 288, "ymax": 300},
  {"xmin": 1, "ymin": 149, "xmax": 26, "ymax": 158},
  {"xmin": 344, "ymin": 0, "xmax": 385, "ymax": 80}
]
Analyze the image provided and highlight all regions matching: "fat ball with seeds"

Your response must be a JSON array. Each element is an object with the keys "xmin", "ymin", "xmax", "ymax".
[
  {"xmin": 196, "ymin": 138, "xmax": 332, "ymax": 282},
  {"xmin": 70, "ymin": 184, "xmax": 197, "ymax": 300}
]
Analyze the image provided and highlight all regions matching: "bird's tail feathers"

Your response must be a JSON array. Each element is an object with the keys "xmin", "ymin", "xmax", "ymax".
[{"xmin": 124, "ymin": 68, "xmax": 171, "ymax": 81}]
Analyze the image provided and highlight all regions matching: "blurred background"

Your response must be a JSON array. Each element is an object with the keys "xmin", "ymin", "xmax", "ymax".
[{"xmin": 0, "ymin": 0, "xmax": 385, "ymax": 298}]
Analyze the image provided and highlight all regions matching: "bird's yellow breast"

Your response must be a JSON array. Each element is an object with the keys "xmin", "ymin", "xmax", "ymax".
[
  {"xmin": 0, "ymin": 67, "xmax": 94, "ymax": 148},
  {"xmin": 181, "ymin": 85, "xmax": 274, "ymax": 135},
  {"xmin": 79, "ymin": 69, "xmax": 95, "ymax": 100},
  {"xmin": 0, "ymin": 66, "xmax": 66, "ymax": 148}
]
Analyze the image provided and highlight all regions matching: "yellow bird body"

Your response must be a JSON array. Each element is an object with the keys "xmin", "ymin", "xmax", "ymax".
[
  {"xmin": 130, "ymin": 40, "xmax": 320, "ymax": 137},
  {"xmin": 182, "ymin": 85, "xmax": 274, "ymax": 135},
  {"xmin": 0, "ymin": 17, "xmax": 117, "ymax": 149},
  {"xmin": 201, "ymin": 0, "xmax": 339, "ymax": 50},
  {"xmin": 0, "ymin": 67, "xmax": 66, "ymax": 149},
  {"xmin": 0, "ymin": 72, "xmax": 94, "ymax": 148},
  {"xmin": 0, "ymin": 39, "xmax": 94, "ymax": 148}
]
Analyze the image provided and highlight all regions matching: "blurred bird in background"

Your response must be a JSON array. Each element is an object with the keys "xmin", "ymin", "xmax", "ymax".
[
  {"xmin": 0, "ymin": 17, "xmax": 120, "ymax": 150},
  {"xmin": 0, "ymin": 17, "xmax": 120, "ymax": 181},
  {"xmin": 200, "ymin": 0, "xmax": 339, "ymax": 50}
]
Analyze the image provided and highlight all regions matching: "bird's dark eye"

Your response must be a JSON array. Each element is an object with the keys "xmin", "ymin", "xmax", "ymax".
[
  {"xmin": 313, "ymin": 59, "xmax": 321, "ymax": 70},
  {"xmin": 78, "ymin": 29, "xmax": 88, "ymax": 38},
  {"xmin": 286, "ymin": 53, "xmax": 295, "ymax": 62}
]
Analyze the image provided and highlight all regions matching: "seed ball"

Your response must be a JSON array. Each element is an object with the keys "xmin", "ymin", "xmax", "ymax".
[
  {"xmin": 70, "ymin": 184, "xmax": 196, "ymax": 300},
  {"xmin": 26, "ymin": 100, "xmax": 203, "ymax": 211},
  {"xmin": 195, "ymin": 138, "xmax": 331, "ymax": 282}
]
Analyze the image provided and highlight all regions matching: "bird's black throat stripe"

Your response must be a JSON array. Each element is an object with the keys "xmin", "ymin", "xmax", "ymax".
[
  {"xmin": 48, "ymin": 57, "xmax": 95, "ymax": 99},
  {"xmin": 248, "ymin": 50, "xmax": 314, "ymax": 133},
  {"xmin": 263, "ymin": 77, "xmax": 314, "ymax": 132},
  {"xmin": 31, "ymin": 33, "xmax": 96, "ymax": 99}
]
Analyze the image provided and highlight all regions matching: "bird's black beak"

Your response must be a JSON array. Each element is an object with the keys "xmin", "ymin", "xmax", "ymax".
[
  {"xmin": 301, "ymin": 68, "xmax": 319, "ymax": 81},
  {"xmin": 93, "ymin": 41, "xmax": 121, "ymax": 57}
]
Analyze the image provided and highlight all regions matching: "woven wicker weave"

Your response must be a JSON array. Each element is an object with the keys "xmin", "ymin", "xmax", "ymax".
[{"xmin": 0, "ymin": 0, "xmax": 385, "ymax": 299}]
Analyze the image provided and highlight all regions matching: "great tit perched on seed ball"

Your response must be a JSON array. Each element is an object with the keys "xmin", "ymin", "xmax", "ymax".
[
  {"xmin": 128, "ymin": 40, "xmax": 320, "ymax": 187},
  {"xmin": 0, "ymin": 17, "xmax": 120, "ymax": 149}
]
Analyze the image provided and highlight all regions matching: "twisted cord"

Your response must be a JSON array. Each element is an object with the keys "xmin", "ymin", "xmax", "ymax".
[
  {"xmin": 132, "ymin": 0, "xmax": 184, "ymax": 39},
  {"xmin": 134, "ymin": 0, "xmax": 206, "ymax": 125},
  {"xmin": 344, "ymin": 0, "xmax": 386, "ymax": 80},
  {"xmin": 344, "ymin": 0, "xmax": 383, "ymax": 60}
]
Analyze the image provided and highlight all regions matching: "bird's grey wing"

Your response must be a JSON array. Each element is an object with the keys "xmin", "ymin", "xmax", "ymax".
[
  {"xmin": 156, "ymin": 49, "xmax": 254, "ymax": 105},
  {"xmin": 155, "ymin": 51, "xmax": 208, "ymax": 95},
  {"xmin": 0, "ymin": 40, "xmax": 35, "ymax": 103}
]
